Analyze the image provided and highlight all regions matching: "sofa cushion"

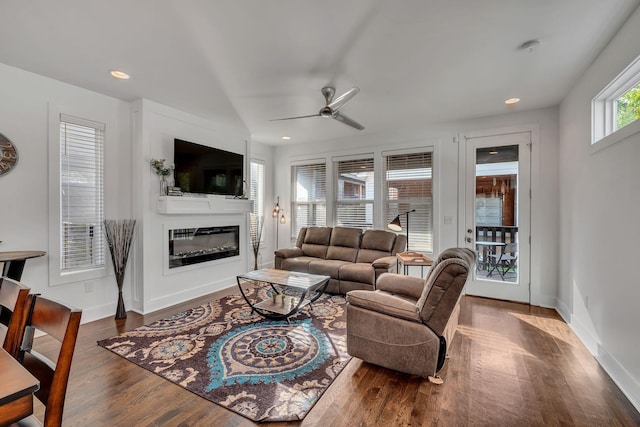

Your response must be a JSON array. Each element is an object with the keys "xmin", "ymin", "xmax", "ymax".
[
  {"xmin": 304, "ymin": 226, "xmax": 333, "ymax": 245},
  {"xmin": 347, "ymin": 290, "xmax": 421, "ymax": 323},
  {"xmin": 339, "ymin": 263, "xmax": 375, "ymax": 285},
  {"xmin": 301, "ymin": 227, "xmax": 333, "ymax": 259},
  {"xmin": 339, "ymin": 280, "xmax": 374, "ymax": 294},
  {"xmin": 280, "ymin": 256, "xmax": 318, "ymax": 273},
  {"xmin": 330, "ymin": 226, "xmax": 362, "ymax": 247},
  {"xmin": 308, "ymin": 259, "xmax": 351, "ymax": 279},
  {"xmin": 356, "ymin": 230, "xmax": 396, "ymax": 263},
  {"xmin": 326, "ymin": 227, "xmax": 362, "ymax": 262},
  {"xmin": 361, "ymin": 229, "xmax": 395, "ymax": 251}
]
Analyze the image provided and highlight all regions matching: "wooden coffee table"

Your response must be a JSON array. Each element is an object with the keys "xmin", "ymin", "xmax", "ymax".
[{"xmin": 236, "ymin": 268, "xmax": 330, "ymax": 321}]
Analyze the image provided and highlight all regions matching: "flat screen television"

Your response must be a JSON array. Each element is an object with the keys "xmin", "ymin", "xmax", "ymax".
[{"xmin": 173, "ymin": 139, "xmax": 244, "ymax": 196}]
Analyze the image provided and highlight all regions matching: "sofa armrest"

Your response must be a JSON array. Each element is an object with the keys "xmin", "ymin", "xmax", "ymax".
[
  {"xmin": 347, "ymin": 290, "xmax": 421, "ymax": 323},
  {"xmin": 371, "ymin": 255, "xmax": 397, "ymax": 269},
  {"xmin": 376, "ymin": 273, "xmax": 425, "ymax": 300},
  {"xmin": 274, "ymin": 247, "xmax": 303, "ymax": 259}
]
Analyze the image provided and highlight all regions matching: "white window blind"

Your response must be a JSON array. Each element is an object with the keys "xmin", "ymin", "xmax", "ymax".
[
  {"xmin": 383, "ymin": 151, "xmax": 433, "ymax": 253},
  {"xmin": 334, "ymin": 157, "xmax": 374, "ymax": 229},
  {"xmin": 250, "ymin": 160, "xmax": 265, "ymax": 241},
  {"xmin": 60, "ymin": 114, "xmax": 105, "ymax": 271},
  {"xmin": 292, "ymin": 162, "xmax": 326, "ymax": 238}
]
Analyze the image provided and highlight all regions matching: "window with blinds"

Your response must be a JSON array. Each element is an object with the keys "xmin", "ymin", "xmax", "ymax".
[
  {"xmin": 334, "ymin": 157, "xmax": 374, "ymax": 229},
  {"xmin": 59, "ymin": 115, "xmax": 105, "ymax": 272},
  {"xmin": 292, "ymin": 162, "xmax": 326, "ymax": 238},
  {"xmin": 383, "ymin": 151, "xmax": 433, "ymax": 253},
  {"xmin": 250, "ymin": 160, "xmax": 265, "ymax": 241}
]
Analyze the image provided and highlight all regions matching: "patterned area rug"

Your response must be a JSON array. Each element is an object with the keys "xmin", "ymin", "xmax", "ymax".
[{"xmin": 97, "ymin": 289, "xmax": 350, "ymax": 422}]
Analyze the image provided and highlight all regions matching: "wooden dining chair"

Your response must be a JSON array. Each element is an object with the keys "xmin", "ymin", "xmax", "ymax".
[
  {"xmin": 14, "ymin": 293, "xmax": 82, "ymax": 427},
  {"xmin": 0, "ymin": 276, "xmax": 30, "ymax": 358}
]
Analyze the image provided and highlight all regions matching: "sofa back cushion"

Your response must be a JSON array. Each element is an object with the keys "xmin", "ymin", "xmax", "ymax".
[
  {"xmin": 356, "ymin": 229, "xmax": 396, "ymax": 263},
  {"xmin": 416, "ymin": 248, "xmax": 475, "ymax": 336},
  {"xmin": 326, "ymin": 227, "xmax": 362, "ymax": 262},
  {"xmin": 301, "ymin": 226, "xmax": 333, "ymax": 259},
  {"xmin": 295, "ymin": 227, "xmax": 308, "ymax": 249}
]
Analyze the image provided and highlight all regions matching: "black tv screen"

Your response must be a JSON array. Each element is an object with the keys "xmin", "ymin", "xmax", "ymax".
[{"xmin": 173, "ymin": 139, "xmax": 244, "ymax": 196}]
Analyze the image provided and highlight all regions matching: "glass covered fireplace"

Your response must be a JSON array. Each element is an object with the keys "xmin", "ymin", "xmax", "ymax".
[{"xmin": 168, "ymin": 225, "xmax": 240, "ymax": 269}]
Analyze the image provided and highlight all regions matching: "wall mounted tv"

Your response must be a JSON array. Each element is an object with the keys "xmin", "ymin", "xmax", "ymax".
[{"xmin": 173, "ymin": 138, "xmax": 244, "ymax": 196}]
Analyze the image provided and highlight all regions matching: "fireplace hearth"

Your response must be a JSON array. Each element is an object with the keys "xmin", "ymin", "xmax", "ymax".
[{"xmin": 168, "ymin": 225, "xmax": 239, "ymax": 268}]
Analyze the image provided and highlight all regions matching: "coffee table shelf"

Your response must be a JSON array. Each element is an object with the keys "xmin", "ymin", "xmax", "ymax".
[{"xmin": 236, "ymin": 268, "xmax": 330, "ymax": 321}]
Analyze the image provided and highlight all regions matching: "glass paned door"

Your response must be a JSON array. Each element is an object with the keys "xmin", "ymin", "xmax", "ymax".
[{"xmin": 462, "ymin": 132, "xmax": 531, "ymax": 303}]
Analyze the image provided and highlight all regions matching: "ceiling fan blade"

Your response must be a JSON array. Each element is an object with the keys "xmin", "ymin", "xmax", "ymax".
[
  {"xmin": 332, "ymin": 111, "xmax": 365, "ymax": 130},
  {"xmin": 327, "ymin": 87, "xmax": 360, "ymax": 111},
  {"xmin": 269, "ymin": 114, "xmax": 320, "ymax": 122}
]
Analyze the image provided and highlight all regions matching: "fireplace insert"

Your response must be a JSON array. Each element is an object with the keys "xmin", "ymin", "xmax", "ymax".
[{"xmin": 168, "ymin": 225, "xmax": 239, "ymax": 268}]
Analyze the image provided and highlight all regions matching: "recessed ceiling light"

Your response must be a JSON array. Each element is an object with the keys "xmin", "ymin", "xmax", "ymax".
[
  {"xmin": 110, "ymin": 70, "xmax": 130, "ymax": 80},
  {"xmin": 281, "ymin": 136, "xmax": 291, "ymax": 140},
  {"xmin": 505, "ymin": 97, "xmax": 520, "ymax": 105}
]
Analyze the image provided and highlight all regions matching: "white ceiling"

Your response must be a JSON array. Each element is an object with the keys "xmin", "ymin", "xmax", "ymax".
[{"xmin": 1, "ymin": 0, "xmax": 638, "ymax": 145}]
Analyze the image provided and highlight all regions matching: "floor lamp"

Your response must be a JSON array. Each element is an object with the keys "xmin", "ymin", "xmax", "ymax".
[
  {"xmin": 273, "ymin": 197, "xmax": 286, "ymax": 248},
  {"xmin": 388, "ymin": 209, "xmax": 416, "ymax": 250}
]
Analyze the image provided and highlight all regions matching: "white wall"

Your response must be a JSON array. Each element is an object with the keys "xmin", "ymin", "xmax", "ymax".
[
  {"xmin": 558, "ymin": 6, "xmax": 640, "ymax": 411},
  {"xmin": 272, "ymin": 106, "xmax": 559, "ymax": 306},
  {"xmin": 130, "ymin": 99, "xmax": 252, "ymax": 314},
  {"xmin": 0, "ymin": 63, "xmax": 132, "ymax": 322}
]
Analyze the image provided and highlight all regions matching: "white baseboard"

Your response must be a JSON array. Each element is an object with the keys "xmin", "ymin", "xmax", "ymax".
[
  {"xmin": 142, "ymin": 277, "xmax": 236, "ymax": 314},
  {"xmin": 597, "ymin": 344, "xmax": 640, "ymax": 413},
  {"xmin": 569, "ymin": 315, "xmax": 599, "ymax": 355},
  {"xmin": 552, "ymin": 298, "xmax": 640, "ymax": 414},
  {"xmin": 80, "ymin": 302, "xmax": 127, "ymax": 324}
]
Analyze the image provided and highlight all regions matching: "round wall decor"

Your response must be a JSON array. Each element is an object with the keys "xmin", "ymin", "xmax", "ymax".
[{"xmin": 0, "ymin": 133, "xmax": 18, "ymax": 176}]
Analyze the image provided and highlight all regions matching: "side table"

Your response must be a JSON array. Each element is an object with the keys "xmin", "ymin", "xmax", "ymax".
[{"xmin": 396, "ymin": 251, "xmax": 434, "ymax": 278}]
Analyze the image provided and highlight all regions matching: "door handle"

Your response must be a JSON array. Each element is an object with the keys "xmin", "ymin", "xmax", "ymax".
[
  {"xmin": 466, "ymin": 237, "xmax": 473, "ymax": 243},
  {"xmin": 467, "ymin": 229, "xmax": 473, "ymax": 234}
]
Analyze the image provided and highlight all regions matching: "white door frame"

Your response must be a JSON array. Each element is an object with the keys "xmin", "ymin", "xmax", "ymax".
[{"xmin": 457, "ymin": 127, "xmax": 535, "ymax": 303}]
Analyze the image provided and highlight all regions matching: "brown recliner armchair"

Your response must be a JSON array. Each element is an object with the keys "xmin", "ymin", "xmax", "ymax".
[{"xmin": 346, "ymin": 247, "xmax": 475, "ymax": 380}]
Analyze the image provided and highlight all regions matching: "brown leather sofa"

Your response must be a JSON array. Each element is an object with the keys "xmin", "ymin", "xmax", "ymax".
[
  {"xmin": 346, "ymin": 247, "xmax": 475, "ymax": 379},
  {"xmin": 274, "ymin": 226, "xmax": 407, "ymax": 294}
]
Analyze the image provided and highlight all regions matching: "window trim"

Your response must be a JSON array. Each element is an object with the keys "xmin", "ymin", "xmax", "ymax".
[
  {"xmin": 48, "ymin": 106, "xmax": 108, "ymax": 286},
  {"xmin": 592, "ymin": 54, "xmax": 640, "ymax": 152},
  {"xmin": 249, "ymin": 159, "xmax": 266, "ymax": 243}
]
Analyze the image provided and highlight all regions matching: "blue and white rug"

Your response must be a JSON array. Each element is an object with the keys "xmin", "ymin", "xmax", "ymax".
[{"xmin": 98, "ymin": 289, "xmax": 350, "ymax": 422}]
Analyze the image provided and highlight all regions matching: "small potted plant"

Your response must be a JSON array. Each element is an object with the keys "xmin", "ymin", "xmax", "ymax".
[{"xmin": 150, "ymin": 159, "xmax": 173, "ymax": 195}]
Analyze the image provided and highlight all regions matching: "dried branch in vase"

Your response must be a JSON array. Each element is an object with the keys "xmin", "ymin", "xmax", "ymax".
[
  {"xmin": 103, "ymin": 219, "xmax": 137, "ymax": 319},
  {"xmin": 250, "ymin": 213, "xmax": 264, "ymax": 270}
]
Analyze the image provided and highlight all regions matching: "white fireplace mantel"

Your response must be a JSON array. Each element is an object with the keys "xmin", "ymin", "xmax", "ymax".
[{"xmin": 156, "ymin": 195, "xmax": 252, "ymax": 215}]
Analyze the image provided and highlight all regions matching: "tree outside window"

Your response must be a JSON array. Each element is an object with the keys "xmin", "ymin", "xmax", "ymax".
[{"xmin": 616, "ymin": 83, "xmax": 640, "ymax": 130}]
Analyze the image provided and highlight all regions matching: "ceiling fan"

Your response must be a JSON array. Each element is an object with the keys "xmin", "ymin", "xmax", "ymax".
[{"xmin": 270, "ymin": 87, "xmax": 365, "ymax": 130}]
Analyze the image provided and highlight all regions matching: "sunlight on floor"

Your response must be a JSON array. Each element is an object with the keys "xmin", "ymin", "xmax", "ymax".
[
  {"xmin": 456, "ymin": 324, "xmax": 534, "ymax": 358},
  {"xmin": 508, "ymin": 311, "xmax": 576, "ymax": 345}
]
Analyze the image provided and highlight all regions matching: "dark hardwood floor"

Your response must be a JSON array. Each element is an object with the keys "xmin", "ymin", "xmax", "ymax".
[{"xmin": 31, "ymin": 291, "xmax": 640, "ymax": 426}]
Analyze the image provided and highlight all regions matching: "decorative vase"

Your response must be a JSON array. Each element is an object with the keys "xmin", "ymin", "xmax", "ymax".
[
  {"xmin": 103, "ymin": 219, "xmax": 137, "ymax": 320},
  {"xmin": 160, "ymin": 176, "xmax": 168, "ymax": 196}
]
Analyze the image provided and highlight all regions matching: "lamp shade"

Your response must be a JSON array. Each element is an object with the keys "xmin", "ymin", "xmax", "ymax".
[{"xmin": 387, "ymin": 215, "xmax": 402, "ymax": 232}]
